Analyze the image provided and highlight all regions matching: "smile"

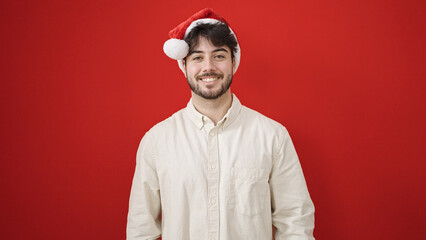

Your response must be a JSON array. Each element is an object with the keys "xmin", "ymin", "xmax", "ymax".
[{"xmin": 200, "ymin": 77, "xmax": 220, "ymax": 82}]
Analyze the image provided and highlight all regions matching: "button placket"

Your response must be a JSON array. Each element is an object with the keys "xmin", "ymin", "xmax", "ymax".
[{"xmin": 207, "ymin": 127, "xmax": 220, "ymax": 240}]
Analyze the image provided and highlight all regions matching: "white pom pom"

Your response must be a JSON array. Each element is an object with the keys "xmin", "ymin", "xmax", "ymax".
[{"xmin": 163, "ymin": 39, "xmax": 189, "ymax": 60}]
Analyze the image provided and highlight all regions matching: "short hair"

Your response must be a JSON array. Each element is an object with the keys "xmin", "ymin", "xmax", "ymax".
[{"xmin": 184, "ymin": 22, "xmax": 238, "ymax": 59}]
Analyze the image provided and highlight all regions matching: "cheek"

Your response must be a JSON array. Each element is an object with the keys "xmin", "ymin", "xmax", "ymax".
[
  {"xmin": 222, "ymin": 63, "xmax": 234, "ymax": 74},
  {"xmin": 186, "ymin": 65, "xmax": 200, "ymax": 77}
]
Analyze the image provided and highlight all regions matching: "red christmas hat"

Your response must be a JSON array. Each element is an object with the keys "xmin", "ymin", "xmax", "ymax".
[{"xmin": 163, "ymin": 8, "xmax": 241, "ymax": 73}]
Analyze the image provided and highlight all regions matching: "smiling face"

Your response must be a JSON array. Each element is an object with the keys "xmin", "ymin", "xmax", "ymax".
[{"xmin": 184, "ymin": 37, "xmax": 235, "ymax": 100}]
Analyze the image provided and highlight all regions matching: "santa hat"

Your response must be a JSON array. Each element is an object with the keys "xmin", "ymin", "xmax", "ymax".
[{"xmin": 163, "ymin": 8, "xmax": 241, "ymax": 74}]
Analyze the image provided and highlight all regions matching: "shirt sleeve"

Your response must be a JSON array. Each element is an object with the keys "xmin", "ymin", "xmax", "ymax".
[
  {"xmin": 270, "ymin": 127, "xmax": 315, "ymax": 240},
  {"xmin": 127, "ymin": 132, "xmax": 162, "ymax": 240}
]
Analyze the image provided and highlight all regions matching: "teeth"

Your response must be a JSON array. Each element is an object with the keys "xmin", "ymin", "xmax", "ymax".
[{"xmin": 201, "ymin": 77, "xmax": 218, "ymax": 82}]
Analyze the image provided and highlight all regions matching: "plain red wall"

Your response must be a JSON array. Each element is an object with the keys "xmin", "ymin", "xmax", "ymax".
[{"xmin": 1, "ymin": 0, "xmax": 425, "ymax": 239}]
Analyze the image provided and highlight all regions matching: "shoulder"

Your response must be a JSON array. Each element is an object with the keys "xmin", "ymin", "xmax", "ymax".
[
  {"xmin": 149, "ymin": 108, "xmax": 186, "ymax": 133},
  {"xmin": 240, "ymin": 105, "xmax": 289, "ymax": 136},
  {"xmin": 141, "ymin": 108, "xmax": 187, "ymax": 141},
  {"xmin": 239, "ymin": 105, "xmax": 297, "ymax": 157}
]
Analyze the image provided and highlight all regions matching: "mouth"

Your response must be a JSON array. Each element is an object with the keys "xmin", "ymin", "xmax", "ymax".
[
  {"xmin": 197, "ymin": 74, "xmax": 222, "ymax": 83},
  {"xmin": 199, "ymin": 77, "xmax": 220, "ymax": 82}
]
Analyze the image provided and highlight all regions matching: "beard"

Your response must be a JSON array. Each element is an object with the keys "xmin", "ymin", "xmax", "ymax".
[{"xmin": 186, "ymin": 72, "xmax": 233, "ymax": 100}]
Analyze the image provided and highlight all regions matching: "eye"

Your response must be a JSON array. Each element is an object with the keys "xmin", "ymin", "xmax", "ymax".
[
  {"xmin": 215, "ymin": 54, "xmax": 225, "ymax": 59},
  {"xmin": 192, "ymin": 56, "xmax": 202, "ymax": 61}
]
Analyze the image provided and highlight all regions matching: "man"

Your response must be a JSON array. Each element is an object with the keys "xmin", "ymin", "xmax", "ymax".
[{"xmin": 127, "ymin": 8, "xmax": 315, "ymax": 240}]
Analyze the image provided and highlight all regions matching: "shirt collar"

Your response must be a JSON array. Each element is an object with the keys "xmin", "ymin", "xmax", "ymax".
[{"xmin": 185, "ymin": 94, "xmax": 242, "ymax": 130}]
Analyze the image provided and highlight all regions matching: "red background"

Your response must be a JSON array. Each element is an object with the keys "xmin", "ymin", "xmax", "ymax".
[{"xmin": 1, "ymin": 0, "xmax": 425, "ymax": 239}]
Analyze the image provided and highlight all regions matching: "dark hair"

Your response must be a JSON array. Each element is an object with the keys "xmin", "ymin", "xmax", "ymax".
[{"xmin": 184, "ymin": 22, "xmax": 238, "ymax": 59}]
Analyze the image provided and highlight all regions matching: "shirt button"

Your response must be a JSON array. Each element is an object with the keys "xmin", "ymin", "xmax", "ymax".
[
  {"xmin": 211, "ymin": 199, "xmax": 216, "ymax": 204},
  {"xmin": 211, "ymin": 165, "xmax": 216, "ymax": 170},
  {"xmin": 209, "ymin": 131, "xmax": 215, "ymax": 137}
]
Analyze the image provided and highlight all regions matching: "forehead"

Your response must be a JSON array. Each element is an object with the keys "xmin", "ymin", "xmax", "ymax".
[{"xmin": 191, "ymin": 37, "xmax": 231, "ymax": 53}]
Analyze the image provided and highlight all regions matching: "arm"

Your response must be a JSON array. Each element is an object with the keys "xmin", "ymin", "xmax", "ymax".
[
  {"xmin": 127, "ymin": 132, "xmax": 161, "ymax": 240},
  {"xmin": 270, "ymin": 128, "xmax": 315, "ymax": 240}
]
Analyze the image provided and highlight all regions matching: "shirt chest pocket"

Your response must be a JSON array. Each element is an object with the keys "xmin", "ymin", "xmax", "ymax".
[{"xmin": 227, "ymin": 167, "xmax": 270, "ymax": 216}]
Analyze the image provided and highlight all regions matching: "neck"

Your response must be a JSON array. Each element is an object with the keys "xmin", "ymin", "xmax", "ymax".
[{"xmin": 191, "ymin": 90, "xmax": 233, "ymax": 125}]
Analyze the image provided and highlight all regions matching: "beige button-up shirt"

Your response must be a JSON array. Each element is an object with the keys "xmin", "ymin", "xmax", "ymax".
[{"xmin": 127, "ymin": 95, "xmax": 315, "ymax": 240}]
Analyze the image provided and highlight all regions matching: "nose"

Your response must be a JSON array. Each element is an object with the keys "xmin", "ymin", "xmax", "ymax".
[{"xmin": 202, "ymin": 57, "xmax": 217, "ymax": 72}]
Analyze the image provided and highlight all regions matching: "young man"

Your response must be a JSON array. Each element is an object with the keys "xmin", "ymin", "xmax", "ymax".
[{"xmin": 127, "ymin": 8, "xmax": 315, "ymax": 240}]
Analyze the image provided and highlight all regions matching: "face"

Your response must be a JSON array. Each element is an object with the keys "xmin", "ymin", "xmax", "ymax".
[{"xmin": 184, "ymin": 37, "xmax": 235, "ymax": 100}]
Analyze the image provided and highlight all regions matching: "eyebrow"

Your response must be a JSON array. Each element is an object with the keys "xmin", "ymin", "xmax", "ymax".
[{"xmin": 188, "ymin": 48, "xmax": 229, "ymax": 56}]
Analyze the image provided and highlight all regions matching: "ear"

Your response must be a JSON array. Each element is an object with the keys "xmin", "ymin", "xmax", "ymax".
[
  {"xmin": 232, "ymin": 57, "xmax": 236, "ymax": 70},
  {"xmin": 183, "ymin": 59, "xmax": 187, "ymax": 77}
]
